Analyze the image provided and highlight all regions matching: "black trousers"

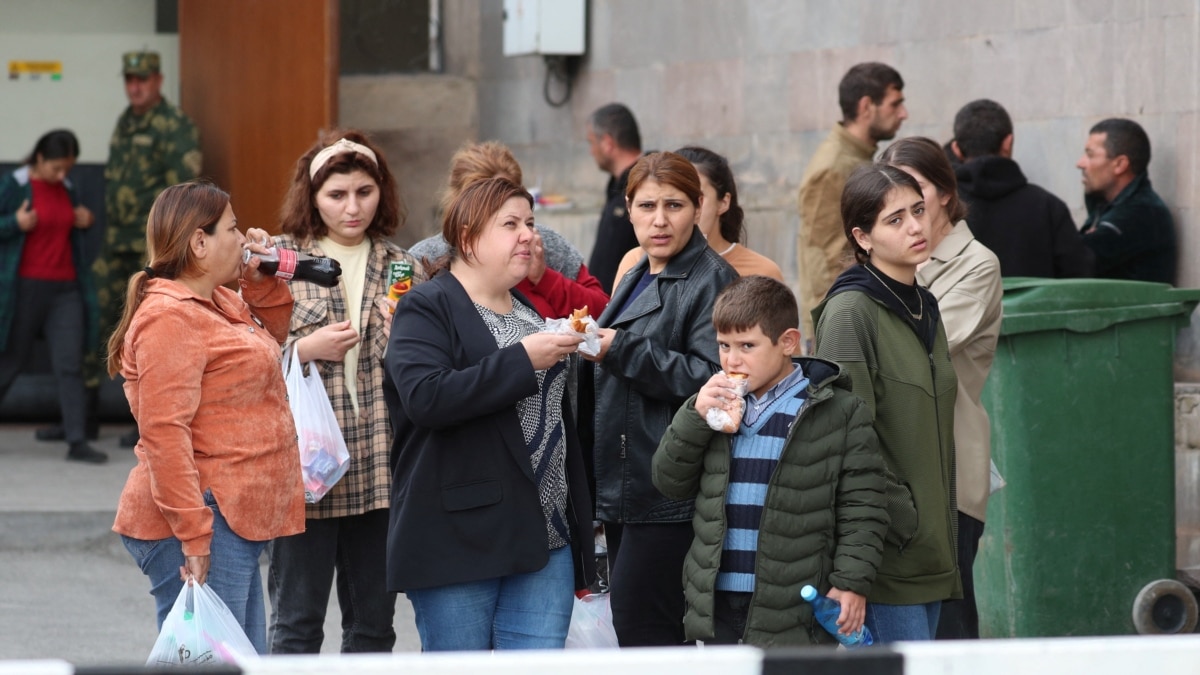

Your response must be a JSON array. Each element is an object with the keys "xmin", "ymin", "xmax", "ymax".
[
  {"xmin": 604, "ymin": 520, "xmax": 694, "ymax": 647},
  {"xmin": 936, "ymin": 511, "xmax": 985, "ymax": 639},
  {"xmin": 267, "ymin": 508, "xmax": 397, "ymax": 653},
  {"xmin": 0, "ymin": 279, "xmax": 88, "ymax": 443}
]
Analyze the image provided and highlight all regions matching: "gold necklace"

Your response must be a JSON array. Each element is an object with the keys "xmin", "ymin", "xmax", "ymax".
[{"xmin": 864, "ymin": 264, "xmax": 923, "ymax": 320}]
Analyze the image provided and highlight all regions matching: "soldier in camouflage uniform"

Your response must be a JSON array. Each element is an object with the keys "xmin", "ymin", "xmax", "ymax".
[{"xmin": 39, "ymin": 51, "xmax": 201, "ymax": 446}]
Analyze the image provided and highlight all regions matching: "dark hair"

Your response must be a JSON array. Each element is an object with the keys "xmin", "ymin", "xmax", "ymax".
[
  {"xmin": 1090, "ymin": 118, "xmax": 1152, "ymax": 176},
  {"xmin": 712, "ymin": 275, "xmax": 799, "ymax": 344},
  {"xmin": 25, "ymin": 129, "xmax": 80, "ymax": 165},
  {"xmin": 589, "ymin": 103, "xmax": 642, "ymax": 152},
  {"xmin": 625, "ymin": 151, "xmax": 703, "ymax": 207},
  {"xmin": 879, "ymin": 136, "xmax": 968, "ymax": 224},
  {"xmin": 676, "ymin": 145, "xmax": 744, "ymax": 244},
  {"xmin": 838, "ymin": 62, "xmax": 904, "ymax": 122},
  {"xmin": 952, "ymin": 99, "xmax": 1013, "ymax": 160},
  {"xmin": 107, "ymin": 181, "xmax": 230, "ymax": 376},
  {"xmin": 279, "ymin": 129, "xmax": 405, "ymax": 242},
  {"xmin": 841, "ymin": 164, "xmax": 923, "ymax": 265},
  {"xmin": 441, "ymin": 177, "xmax": 533, "ymax": 267}
]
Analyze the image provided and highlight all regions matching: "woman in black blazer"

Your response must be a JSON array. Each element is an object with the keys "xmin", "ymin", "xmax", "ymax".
[{"xmin": 383, "ymin": 177, "xmax": 594, "ymax": 651}]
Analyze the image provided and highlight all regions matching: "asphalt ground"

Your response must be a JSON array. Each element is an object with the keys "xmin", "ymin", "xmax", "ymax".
[{"xmin": 0, "ymin": 423, "xmax": 419, "ymax": 667}]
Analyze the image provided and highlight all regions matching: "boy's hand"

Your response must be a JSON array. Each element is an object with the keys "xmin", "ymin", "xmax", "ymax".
[
  {"xmin": 694, "ymin": 372, "xmax": 737, "ymax": 417},
  {"xmin": 826, "ymin": 587, "xmax": 866, "ymax": 635}
]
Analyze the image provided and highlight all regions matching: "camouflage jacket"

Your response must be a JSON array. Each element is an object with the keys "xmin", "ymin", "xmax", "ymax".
[{"xmin": 104, "ymin": 98, "xmax": 201, "ymax": 253}]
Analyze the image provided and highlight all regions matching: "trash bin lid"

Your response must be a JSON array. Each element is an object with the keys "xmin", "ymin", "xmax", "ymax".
[{"xmin": 998, "ymin": 278, "xmax": 1200, "ymax": 335}]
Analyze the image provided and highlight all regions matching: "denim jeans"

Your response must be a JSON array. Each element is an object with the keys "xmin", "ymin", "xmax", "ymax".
[
  {"xmin": 864, "ymin": 600, "xmax": 942, "ymax": 643},
  {"xmin": 121, "ymin": 490, "xmax": 269, "ymax": 654},
  {"xmin": 267, "ymin": 509, "xmax": 396, "ymax": 653},
  {"xmin": 405, "ymin": 545, "xmax": 574, "ymax": 651}
]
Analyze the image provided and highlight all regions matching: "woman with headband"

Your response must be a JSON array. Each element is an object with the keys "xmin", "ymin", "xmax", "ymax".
[
  {"xmin": 110, "ymin": 181, "xmax": 304, "ymax": 653},
  {"xmin": 267, "ymin": 130, "xmax": 424, "ymax": 654}
]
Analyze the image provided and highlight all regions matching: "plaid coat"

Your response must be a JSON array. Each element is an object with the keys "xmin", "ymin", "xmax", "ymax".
[{"xmin": 274, "ymin": 233, "xmax": 425, "ymax": 519}]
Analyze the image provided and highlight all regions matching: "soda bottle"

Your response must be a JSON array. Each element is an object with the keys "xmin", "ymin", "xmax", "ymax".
[
  {"xmin": 243, "ymin": 247, "xmax": 342, "ymax": 288},
  {"xmin": 800, "ymin": 584, "xmax": 874, "ymax": 647}
]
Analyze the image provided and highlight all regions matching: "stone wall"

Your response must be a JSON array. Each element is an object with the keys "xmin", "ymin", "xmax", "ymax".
[{"xmin": 425, "ymin": 0, "xmax": 1200, "ymax": 372}]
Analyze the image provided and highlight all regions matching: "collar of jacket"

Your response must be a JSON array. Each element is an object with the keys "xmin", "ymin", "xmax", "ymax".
[
  {"xmin": 925, "ymin": 220, "xmax": 975, "ymax": 265},
  {"xmin": 831, "ymin": 122, "xmax": 878, "ymax": 161},
  {"xmin": 11, "ymin": 165, "xmax": 74, "ymax": 191},
  {"xmin": 601, "ymin": 226, "xmax": 712, "ymax": 325},
  {"xmin": 794, "ymin": 356, "xmax": 849, "ymax": 402},
  {"xmin": 120, "ymin": 98, "xmax": 172, "ymax": 130},
  {"xmin": 1085, "ymin": 171, "xmax": 1151, "ymax": 216}
]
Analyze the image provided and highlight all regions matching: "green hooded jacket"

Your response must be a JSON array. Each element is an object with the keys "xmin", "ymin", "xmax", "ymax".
[{"xmin": 652, "ymin": 357, "xmax": 888, "ymax": 646}]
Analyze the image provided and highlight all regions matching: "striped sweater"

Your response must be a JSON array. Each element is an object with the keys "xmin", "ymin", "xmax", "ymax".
[{"xmin": 716, "ymin": 379, "xmax": 810, "ymax": 592}]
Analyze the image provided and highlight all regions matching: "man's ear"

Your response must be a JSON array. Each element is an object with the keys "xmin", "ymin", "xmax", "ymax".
[
  {"xmin": 778, "ymin": 327, "xmax": 802, "ymax": 356},
  {"xmin": 1112, "ymin": 153, "xmax": 1131, "ymax": 177},
  {"xmin": 951, "ymin": 140, "xmax": 965, "ymax": 161},
  {"xmin": 999, "ymin": 134, "xmax": 1014, "ymax": 158},
  {"xmin": 856, "ymin": 95, "xmax": 874, "ymax": 122}
]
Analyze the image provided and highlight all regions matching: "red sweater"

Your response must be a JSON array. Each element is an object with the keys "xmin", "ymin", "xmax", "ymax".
[{"xmin": 19, "ymin": 179, "xmax": 75, "ymax": 280}]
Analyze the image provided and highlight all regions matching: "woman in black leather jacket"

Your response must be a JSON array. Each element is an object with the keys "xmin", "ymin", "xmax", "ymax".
[{"xmin": 584, "ymin": 151, "xmax": 738, "ymax": 646}]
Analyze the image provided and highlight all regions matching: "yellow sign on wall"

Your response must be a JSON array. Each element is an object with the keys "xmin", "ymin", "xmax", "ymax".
[{"xmin": 8, "ymin": 61, "xmax": 63, "ymax": 80}]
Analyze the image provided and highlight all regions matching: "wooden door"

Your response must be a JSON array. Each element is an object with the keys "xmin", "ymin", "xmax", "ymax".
[{"xmin": 179, "ymin": 0, "xmax": 338, "ymax": 234}]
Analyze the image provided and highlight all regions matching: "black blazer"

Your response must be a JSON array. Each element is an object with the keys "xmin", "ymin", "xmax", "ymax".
[{"xmin": 383, "ymin": 271, "xmax": 595, "ymax": 592}]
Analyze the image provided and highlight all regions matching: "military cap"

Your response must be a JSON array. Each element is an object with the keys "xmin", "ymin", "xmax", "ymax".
[{"xmin": 122, "ymin": 51, "xmax": 161, "ymax": 77}]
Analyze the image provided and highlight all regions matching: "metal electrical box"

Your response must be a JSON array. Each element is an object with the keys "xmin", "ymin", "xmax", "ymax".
[{"xmin": 502, "ymin": 0, "xmax": 585, "ymax": 56}]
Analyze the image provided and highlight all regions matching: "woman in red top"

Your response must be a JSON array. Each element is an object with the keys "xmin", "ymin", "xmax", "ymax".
[{"xmin": 0, "ymin": 129, "xmax": 104, "ymax": 463}]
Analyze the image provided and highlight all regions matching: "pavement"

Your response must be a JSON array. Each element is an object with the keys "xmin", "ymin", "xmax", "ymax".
[{"xmin": 0, "ymin": 423, "xmax": 420, "ymax": 667}]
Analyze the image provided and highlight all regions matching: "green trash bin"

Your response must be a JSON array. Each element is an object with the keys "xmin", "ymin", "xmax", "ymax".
[{"xmin": 976, "ymin": 278, "xmax": 1200, "ymax": 637}]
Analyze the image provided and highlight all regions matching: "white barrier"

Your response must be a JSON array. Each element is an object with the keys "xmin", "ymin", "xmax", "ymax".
[
  {"xmin": 896, "ymin": 635, "xmax": 1200, "ymax": 675},
  {"xmin": 0, "ymin": 661, "xmax": 71, "ymax": 675},
  {"xmin": 243, "ymin": 645, "xmax": 763, "ymax": 675}
]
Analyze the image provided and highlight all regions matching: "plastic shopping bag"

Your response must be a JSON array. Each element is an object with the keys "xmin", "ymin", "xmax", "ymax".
[
  {"xmin": 283, "ymin": 345, "xmax": 351, "ymax": 503},
  {"xmin": 565, "ymin": 593, "xmax": 619, "ymax": 648},
  {"xmin": 146, "ymin": 582, "xmax": 258, "ymax": 666}
]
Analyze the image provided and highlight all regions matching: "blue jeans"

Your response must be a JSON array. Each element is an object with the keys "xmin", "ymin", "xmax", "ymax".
[
  {"xmin": 121, "ymin": 491, "xmax": 269, "ymax": 654},
  {"xmin": 865, "ymin": 601, "xmax": 942, "ymax": 643},
  {"xmin": 405, "ymin": 545, "xmax": 574, "ymax": 651},
  {"xmin": 267, "ymin": 509, "xmax": 396, "ymax": 653}
]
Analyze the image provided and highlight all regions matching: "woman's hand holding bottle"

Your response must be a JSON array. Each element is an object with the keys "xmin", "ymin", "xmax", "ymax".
[{"xmin": 240, "ymin": 228, "xmax": 274, "ymax": 283}]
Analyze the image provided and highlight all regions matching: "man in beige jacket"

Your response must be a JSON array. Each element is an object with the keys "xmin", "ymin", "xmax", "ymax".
[{"xmin": 797, "ymin": 62, "xmax": 907, "ymax": 346}]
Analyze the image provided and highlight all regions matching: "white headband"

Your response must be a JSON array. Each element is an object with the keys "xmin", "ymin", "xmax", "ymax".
[{"xmin": 308, "ymin": 138, "xmax": 378, "ymax": 179}]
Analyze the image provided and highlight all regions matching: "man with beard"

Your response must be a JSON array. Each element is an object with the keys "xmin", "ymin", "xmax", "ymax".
[
  {"xmin": 797, "ymin": 63, "xmax": 907, "ymax": 345},
  {"xmin": 1077, "ymin": 118, "xmax": 1175, "ymax": 283}
]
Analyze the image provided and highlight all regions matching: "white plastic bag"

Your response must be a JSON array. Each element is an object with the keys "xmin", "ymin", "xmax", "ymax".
[
  {"xmin": 565, "ymin": 593, "xmax": 619, "ymax": 648},
  {"xmin": 283, "ymin": 345, "xmax": 351, "ymax": 503},
  {"xmin": 544, "ymin": 314, "xmax": 601, "ymax": 356},
  {"xmin": 146, "ymin": 582, "xmax": 258, "ymax": 666}
]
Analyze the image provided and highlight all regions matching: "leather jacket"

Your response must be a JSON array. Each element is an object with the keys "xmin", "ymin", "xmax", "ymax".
[{"xmin": 592, "ymin": 227, "xmax": 739, "ymax": 523}]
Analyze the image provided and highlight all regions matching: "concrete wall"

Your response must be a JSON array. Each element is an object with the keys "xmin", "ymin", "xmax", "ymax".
[{"xmin": 416, "ymin": 0, "xmax": 1200, "ymax": 370}]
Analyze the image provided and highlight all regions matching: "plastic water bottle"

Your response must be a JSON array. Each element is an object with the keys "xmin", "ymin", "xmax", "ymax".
[{"xmin": 800, "ymin": 584, "xmax": 874, "ymax": 647}]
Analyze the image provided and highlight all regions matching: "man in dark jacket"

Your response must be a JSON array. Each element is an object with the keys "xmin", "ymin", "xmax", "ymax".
[
  {"xmin": 950, "ymin": 99, "xmax": 1092, "ymax": 278},
  {"xmin": 585, "ymin": 103, "xmax": 643, "ymax": 294},
  {"xmin": 1076, "ymin": 118, "xmax": 1176, "ymax": 283}
]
